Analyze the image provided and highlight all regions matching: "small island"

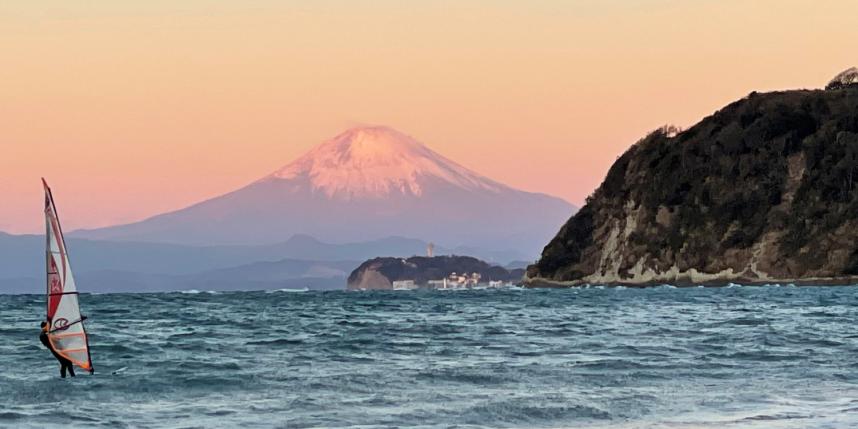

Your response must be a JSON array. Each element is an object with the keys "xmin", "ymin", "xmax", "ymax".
[{"xmin": 347, "ymin": 255, "xmax": 524, "ymax": 290}]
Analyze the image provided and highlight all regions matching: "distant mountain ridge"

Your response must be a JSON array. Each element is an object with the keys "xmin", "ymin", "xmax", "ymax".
[
  {"xmin": 0, "ymin": 231, "xmax": 403, "ymax": 277},
  {"xmin": 0, "ymin": 231, "xmax": 524, "ymax": 293},
  {"xmin": 2, "ymin": 259, "xmax": 359, "ymax": 294},
  {"xmin": 71, "ymin": 126, "xmax": 574, "ymax": 256}
]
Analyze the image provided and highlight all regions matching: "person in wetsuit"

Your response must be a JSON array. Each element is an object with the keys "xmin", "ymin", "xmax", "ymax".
[{"xmin": 40, "ymin": 321, "xmax": 75, "ymax": 378}]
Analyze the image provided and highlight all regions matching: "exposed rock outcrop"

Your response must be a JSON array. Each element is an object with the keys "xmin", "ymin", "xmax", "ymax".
[{"xmin": 527, "ymin": 74, "xmax": 858, "ymax": 286}]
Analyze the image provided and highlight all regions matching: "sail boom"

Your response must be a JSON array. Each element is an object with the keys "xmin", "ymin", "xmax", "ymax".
[
  {"xmin": 48, "ymin": 291, "xmax": 79, "ymax": 297},
  {"xmin": 49, "ymin": 318, "xmax": 87, "ymax": 333}
]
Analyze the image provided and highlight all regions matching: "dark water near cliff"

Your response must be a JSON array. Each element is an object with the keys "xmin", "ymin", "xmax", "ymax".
[{"xmin": 3, "ymin": 286, "xmax": 858, "ymax": 428}]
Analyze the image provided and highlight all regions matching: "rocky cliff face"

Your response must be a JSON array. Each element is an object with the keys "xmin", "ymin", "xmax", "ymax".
[
  {"xmin": 527, "ymin": 80, "xmax": 858, "ymax": 286},
  {"xmin": 348, "ymin": 255, "xmax": 523, "ymax": 290}
]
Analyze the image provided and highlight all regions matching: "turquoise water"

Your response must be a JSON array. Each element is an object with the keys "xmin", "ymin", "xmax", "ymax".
[{"xmin": 2, "ymin": 286, "xmax": 858, "ymax": 428}]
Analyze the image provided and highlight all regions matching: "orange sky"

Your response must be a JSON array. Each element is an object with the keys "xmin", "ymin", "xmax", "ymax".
[{"xmin": 1, "ymin": 0, "xmax": 856, "ymax": 234}]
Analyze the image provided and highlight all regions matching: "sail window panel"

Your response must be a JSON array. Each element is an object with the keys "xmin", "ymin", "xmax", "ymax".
[
  {"xmin": 52, "ymin": 334, "xmax": 87, "ymax": 351},
  {"xmin": 64, "ymin": 350, "xmax": 91, "ymax": 367}
]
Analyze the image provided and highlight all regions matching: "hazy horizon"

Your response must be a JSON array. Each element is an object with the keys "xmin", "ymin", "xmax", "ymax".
[{"xmin": 3, "ymin": 0, "xmax": 858, "ymax": 233}]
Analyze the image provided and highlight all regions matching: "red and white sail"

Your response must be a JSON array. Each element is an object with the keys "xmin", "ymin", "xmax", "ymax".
[{"xmin": 43, "ymin": 178, "xmax": 93, "ymax": 373}]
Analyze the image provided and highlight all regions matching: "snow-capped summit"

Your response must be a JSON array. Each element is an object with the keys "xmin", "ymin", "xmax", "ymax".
[
  {"xmin": 268, "ymin": 126, "xmax": 504, "ymax": 198},
  {"xmin": 73, "ymin": 126, "xmax": 575, "ymax": 259}
]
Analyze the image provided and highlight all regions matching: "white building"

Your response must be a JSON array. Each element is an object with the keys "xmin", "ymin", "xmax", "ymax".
[{"xmin": 392, "ymin": 280, "xmax": 417, "ymax": 290}]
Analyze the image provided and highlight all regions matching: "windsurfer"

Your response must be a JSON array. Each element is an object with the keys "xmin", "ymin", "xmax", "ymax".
[{"xmin": 40, "ymin": 321, "xmax": 76, "ymax": 378}]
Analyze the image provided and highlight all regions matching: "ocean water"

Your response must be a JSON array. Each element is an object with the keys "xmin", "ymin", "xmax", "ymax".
[{"xmin": 3, "ymin": 286, "xmax": 858, "ymax": 429}]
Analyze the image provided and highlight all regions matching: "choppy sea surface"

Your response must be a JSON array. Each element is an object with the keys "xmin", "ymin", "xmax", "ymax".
[{"xmin": 3, "ymin": 286, "xmax": 858, "ymax": 428}]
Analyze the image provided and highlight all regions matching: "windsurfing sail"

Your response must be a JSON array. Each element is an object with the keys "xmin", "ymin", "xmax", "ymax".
[{"xmin": 43, "ymin": 178, "xmax": 94, "ymax": 373}]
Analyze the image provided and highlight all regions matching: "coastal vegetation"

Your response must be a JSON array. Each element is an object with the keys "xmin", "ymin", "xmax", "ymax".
[{"xmin": 528, "ymin": 73, "xmax": 858, "ymax": 285}]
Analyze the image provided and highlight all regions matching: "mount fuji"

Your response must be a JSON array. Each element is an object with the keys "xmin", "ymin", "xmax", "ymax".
[{"xmin": 73, "ymin": 126, "xmax": 574, "ymax": 257}]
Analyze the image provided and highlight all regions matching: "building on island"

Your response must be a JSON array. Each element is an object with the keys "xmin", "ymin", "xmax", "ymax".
[
  {"xmin": 392, "ymin": 280, "xmax": 417, "ymax": 290},
  {"xmin": 389, "ymin": 272, "xmax": 499, "ymax": 291},
  {"xmin": 447, "ymin": 272, "xmax": 481, "ymax": 287}
]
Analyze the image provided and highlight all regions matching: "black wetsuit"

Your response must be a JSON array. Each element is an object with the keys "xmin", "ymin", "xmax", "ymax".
[{"xmin": 40, "ymin": 331, "xmax": 75, "ymax": 378}]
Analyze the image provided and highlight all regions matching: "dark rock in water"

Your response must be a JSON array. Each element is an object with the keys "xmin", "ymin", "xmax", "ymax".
[
  {"xmin": 348, "ymin": 255, "xmax": 522, "ymax": 290},
  {"xmin": 527, "ymin": 78, "xmax": 858, "ymax": 287}
]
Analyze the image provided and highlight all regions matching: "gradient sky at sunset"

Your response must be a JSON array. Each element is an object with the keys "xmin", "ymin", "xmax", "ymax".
[{"xmin": 2, "ymin": 0, "xmax": 857, "ymax": 233}]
